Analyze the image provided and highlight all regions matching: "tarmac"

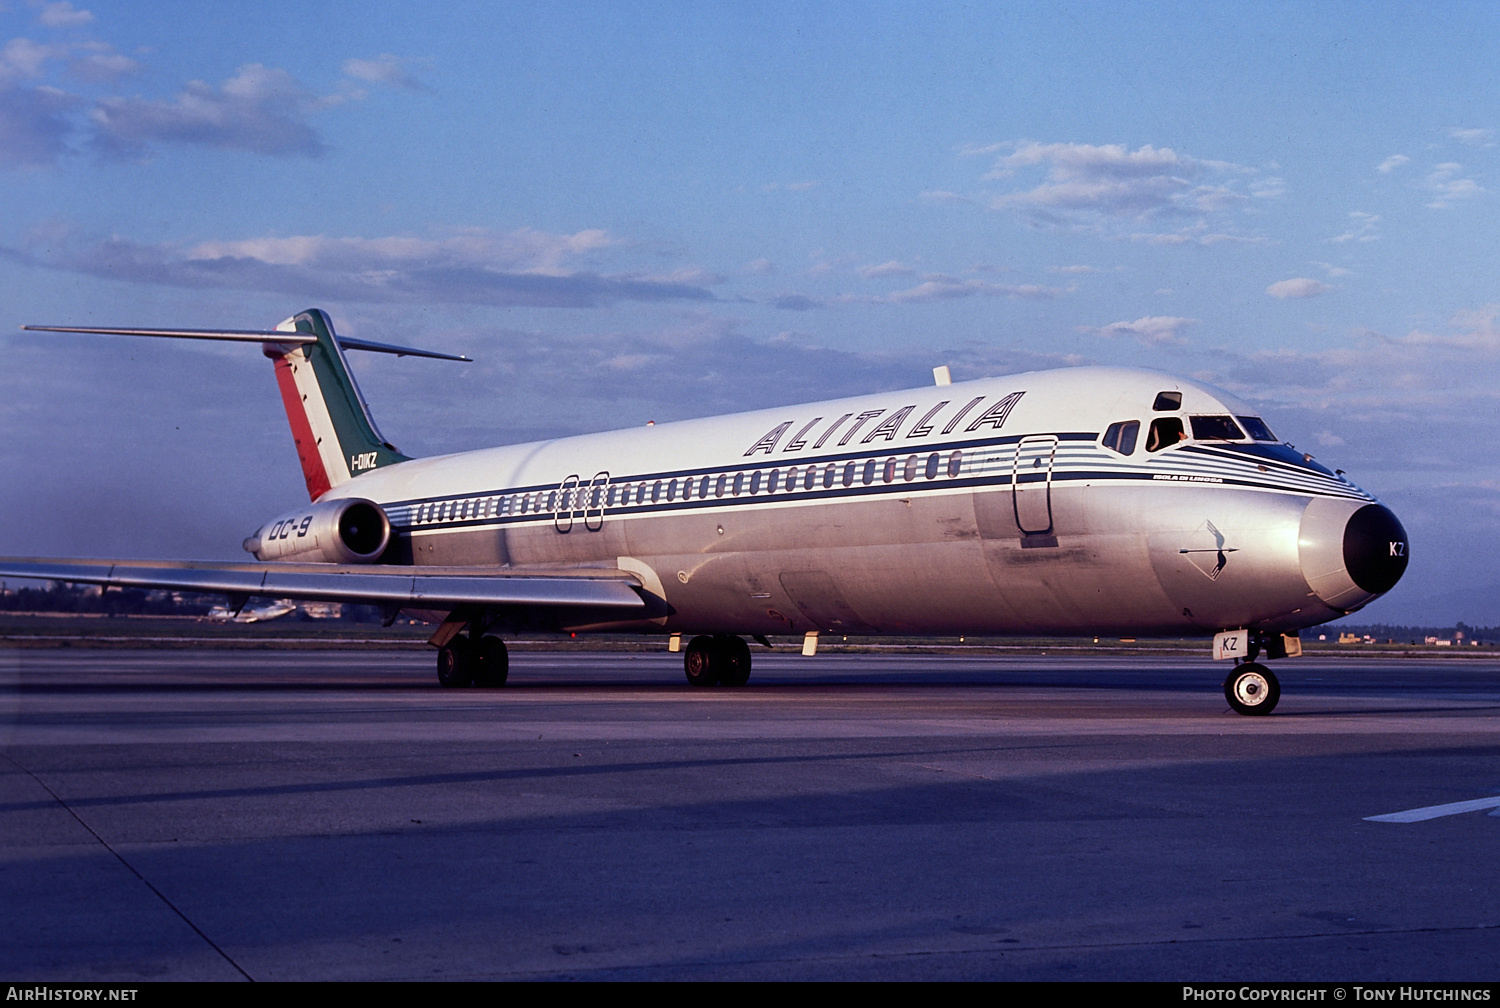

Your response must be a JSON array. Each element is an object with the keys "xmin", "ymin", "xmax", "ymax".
[{"xmin": 2, "ymin": 647, "xmax": 1497, "ymax": 981}]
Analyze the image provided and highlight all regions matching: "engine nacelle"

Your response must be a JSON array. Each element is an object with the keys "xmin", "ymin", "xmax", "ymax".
[{"xmin": 243, "ymin": 498, "xmax": 391, "ymax": 563}]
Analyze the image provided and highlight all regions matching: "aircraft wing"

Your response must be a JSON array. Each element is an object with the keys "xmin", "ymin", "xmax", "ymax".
[{"xmin": 0, "ymin": 558, "xmax": 647, "ymax": 612}]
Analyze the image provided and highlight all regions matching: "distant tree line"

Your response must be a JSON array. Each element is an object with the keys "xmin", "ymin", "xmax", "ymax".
[
  {"xmin": 1325, "ymin": 622, "xmax": 1495, "ymax": 644},
  {"xmin": 0, "ymin": 583, "xmax": 385, "ymax": 622}
]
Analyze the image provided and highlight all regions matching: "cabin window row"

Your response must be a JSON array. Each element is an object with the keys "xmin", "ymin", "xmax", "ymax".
[{"xmin": 407, "ymin": 450, "xmax": 965, "ymax": 525}]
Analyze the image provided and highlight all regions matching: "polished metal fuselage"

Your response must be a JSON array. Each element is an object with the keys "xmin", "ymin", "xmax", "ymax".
[{"xmin": 323, "ymin": 366, "xmax": 1390, "ymax": 638}]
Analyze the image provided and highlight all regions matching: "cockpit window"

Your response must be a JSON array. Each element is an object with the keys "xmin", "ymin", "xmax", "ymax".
[
  {"xmin": 1189, "ymin": 415, "xmax": 1245, "ymax": 441},
  {"xmin": 1236, "ymin": 416, "xmax": 1278, "ymax": 442},
  {"xmin": 1152, "ymin": 391, "xmax": 1182, "ymax": 411},
  {"xmin": 1146, "ymin": 417, "xmax": 1185, "ymax": 451},
  {"xmin": 1102, "ymin": 420, "xmax": 1139, "ymax": 455}
]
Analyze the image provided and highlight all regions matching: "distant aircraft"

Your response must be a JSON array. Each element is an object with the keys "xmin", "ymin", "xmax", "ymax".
[{"xmin": 4, "ymin": 309, "xmax": 1409, "ymax": 714}]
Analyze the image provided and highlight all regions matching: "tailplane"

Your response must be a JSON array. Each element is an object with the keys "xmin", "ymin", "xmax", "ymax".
[{"xmin": 22, "ymin": 308, "xmax": 469, "ymax": 501}]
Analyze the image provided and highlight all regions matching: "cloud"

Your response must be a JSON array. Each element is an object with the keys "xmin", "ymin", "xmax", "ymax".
[
  {"xmin": 1331, "ymin": 210, "xmax": 1380, "ymax": 243},
  {"xmin": 1, "ymin": 37, "xmax": 68, "ymax": 79},
  {"xmin": 1266, "ymin": 278, "xmax": 1330, "ymax": 299},
  {"xmin": 1397, "ymin": 304, "xmax": 1500, "ymax": 352},
  {"xmin": 17, "ymin": 226, "xmax": 720, "ymax": 308},
  {"xmin": 1079, "ymin": 315, "xmax": 1198, "ymax": 347},
  {"xmin": 855, "ymin": 275, "xmax": 1064, "ymax": 304},
  {"xmin": 771, "ymin": 294, "xmax": 822, "ymax": 311},
  {"xmin": 33, "ymin": 2, "xmax": 94, "ymax": 28},
  {"xmin": 858, "ymin": 260, "xmax": 915, "ymax": 279},
  {"xmin": 0, "ymin": 81, "xmax": 76, "ymax": 167},
  {"xmin": 70, "ymin": 46, "xmax": 138, "ymax": 82},
  {"xmin": 1309, "ymin": 261, "xmax": 1353, "ymax": 277},
  {"xmin": 1424, "ymin": 163, "xmax": 1484, "ymax": 209},
  {"xmin": 1448, "ymin": 127, "xmax": 1495, "ymax": 147},
  {"xmin": 1376, "ymin": 154, "xmax": 1409, "ymax": 173},
  {"xmin": 1049, "ymin": 264, "xmax": 1095, "ymax": 274},
  {"xmin": 744, "ymin": 258, "xmax": 776, "ymax": 275},
  {"xmin": 972, "ymin": 141, "xmax": 1273, "ymax": 234},
  {"xmin": 90, "ymin": 63, "xmax": 338, "ymax": 157},
  {"xmin": 342, "ymin": 54, "xmax": 427, "ymax": 91}
]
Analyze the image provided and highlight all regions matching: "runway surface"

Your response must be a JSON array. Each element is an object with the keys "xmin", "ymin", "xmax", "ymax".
[{"xmin": 2, "ymin": 647, "xmax": 1497, "ymax": 982}]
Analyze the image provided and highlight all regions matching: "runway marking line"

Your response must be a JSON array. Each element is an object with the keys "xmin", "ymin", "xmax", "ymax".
[{"xmin": 1364, "ymin": 796, "xmax": 1500, "ymax": 822}]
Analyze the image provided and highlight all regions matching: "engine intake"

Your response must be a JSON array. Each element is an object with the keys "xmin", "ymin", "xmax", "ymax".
[{"xmin": 244, "ymin": 498, "xmax": 391, "ymax": 563}]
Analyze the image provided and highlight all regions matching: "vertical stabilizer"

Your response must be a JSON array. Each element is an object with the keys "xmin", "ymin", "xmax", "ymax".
[{"xmin": 265, "ymin": 309, "xmax": 411, "ymax": 500}]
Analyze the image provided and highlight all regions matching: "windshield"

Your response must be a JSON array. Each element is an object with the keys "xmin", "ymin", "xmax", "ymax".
[{"xmin": 1189, "ymin": 415, "xmax": 1246, "ymax": 441}]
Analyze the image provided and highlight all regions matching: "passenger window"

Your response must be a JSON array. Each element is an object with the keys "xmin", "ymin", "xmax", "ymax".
[
  {"xmin": 947, "ymin": 450, "xmax": 963, "ymax": 477},
  {"xmin": 842, "ymin": 462, "xmax": 856, "ymax": 487},
  {"xmin": 1153, "ymin": 391, "xmax": 1182, "ymax": 411},
  {"xmin": 925, "ymin": 453, "xmax": 940, "ymax": 479},
  {"xmin": 650, "ymin": 481, "xmax": 661, "ymax": 502},
  {"xmin": 1236, "ymin": 416, "xmax": 1278, "ymax": 442},
  {"xmin": 767, "ymin": 470, "xmax": 779, "ymax": 493},
  {"xmin": 862, "ymin": 460, "xmax": 876, "ymax": 485},
  {"xmin": 1189, "ymin": 415, "xmax": 1245, "ymax": 441},
  {"xmin": 699, "ymin": 476, "xmax": 712, "ymax": 498},
  {"xmin": 1102, "ymin": 420, "xmax": 1139, "ymax": 455},
  {"xmin": 904, "ymin": 455, "xmax": 918, "ymax": 481},
  {"xmin": 823, "ymin": 464, "xmax": 836, "ymax": 488},
  {"xmin": 884, "ymin": 459, "xmax": 897, "ymax": 483},
  {"xmin": 807, "ymin": 467, "xmax": 818, "ymax": 490},
  {"xmin": 716, "ymin": 474, "xmax": 727, "ymax": 497},
  {"xmin": 1146, "ymin": 417, "xmax": 1185, "ymax": 451}
]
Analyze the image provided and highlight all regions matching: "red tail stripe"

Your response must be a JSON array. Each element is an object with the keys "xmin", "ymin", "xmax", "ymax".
[{"xmin": 272, "ymin": 355, "xmax": 333, "ymax": 501}]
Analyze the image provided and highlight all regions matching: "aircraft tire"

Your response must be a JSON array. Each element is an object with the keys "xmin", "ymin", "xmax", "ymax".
[
  {"xmin": 716, "ymin": 634, "xmax": 752, "ymax": 687},
  {"xmin": 473, "ymin": 634, "xmax": 509, "ymax": 687},
  {"xmin": 1224, "ymin": 662, "xmax": 1280, "ymax": 715},
  {"xmin": 437, "ymin": 633, "xmax": 474, "ymax": 688},
  {"xmin": 684, "ymin": 635, "xmax": 720, "ymax": 687}
]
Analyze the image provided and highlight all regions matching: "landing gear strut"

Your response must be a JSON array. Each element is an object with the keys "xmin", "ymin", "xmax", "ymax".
[
  {"xmin": 1224, "ymin": 661, "xmax": 1280, "ymax": 715},
  {"xmin": 683, "ymin": 634, "xmax": 752, "ymax": 687}
]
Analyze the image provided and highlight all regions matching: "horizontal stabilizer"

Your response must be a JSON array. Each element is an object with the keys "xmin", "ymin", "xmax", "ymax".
[
  {"xmin": 334, "ymin": 336, "xmax": 470, "ymax": 361},
  {"xmin": 21, "ymin": 325, "xmax": 468, "ymax": 360},
  {"xmin": 0, "ymin": 558, "xmax": 646, "ymax": 611},
  {"xmin": 22, "ymin": 325, "xmax": 317, "ymax": 344}
]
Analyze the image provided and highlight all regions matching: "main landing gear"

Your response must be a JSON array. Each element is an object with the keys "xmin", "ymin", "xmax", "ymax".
[
  {"xmin": 683, "ymin": 634, "xmax": 752, "ymax": 687},
  {"xmin": 1223, "ymin": 662, "xmax": 1280, "ymax": 715},
  {"xmin": 437, "ymin": 632, "xmax": 509, "ymax": 688}
]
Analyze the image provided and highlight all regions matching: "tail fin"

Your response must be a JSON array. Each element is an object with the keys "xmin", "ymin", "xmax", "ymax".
[
  {"xmin": 267, "ymin": 309, "xmax": 410, "ymax": 500},
  {"xmin": 22, "ymin": 308, "xmax": 469, "ymax": 502}
]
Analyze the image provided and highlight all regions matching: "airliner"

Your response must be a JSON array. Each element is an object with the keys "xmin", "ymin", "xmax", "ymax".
[{"xmin": 3, "ymin": 308, "xmax": 1409, "ymax": 714}]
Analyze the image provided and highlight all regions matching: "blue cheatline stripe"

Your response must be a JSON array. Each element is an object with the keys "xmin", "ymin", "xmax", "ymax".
[{"xmin": 389, "ymin": 456, "xmax": 1371, "ymax": 536}]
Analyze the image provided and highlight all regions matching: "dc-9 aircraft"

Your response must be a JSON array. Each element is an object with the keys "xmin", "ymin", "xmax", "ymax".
[{"xmin": 4, "ymin": 308, "xmax": 1409, "ymax": 714}]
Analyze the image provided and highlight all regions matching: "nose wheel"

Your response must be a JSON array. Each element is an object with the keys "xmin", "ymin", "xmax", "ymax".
[{"xmin": 1224, "ymin": 661, "xmax": 1280, "ymax": 715}]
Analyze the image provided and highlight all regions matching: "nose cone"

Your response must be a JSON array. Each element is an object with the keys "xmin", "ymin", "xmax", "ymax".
[{"xmin": 1299, "ymin": 498, "xmax": 1409, "ymax": 612}]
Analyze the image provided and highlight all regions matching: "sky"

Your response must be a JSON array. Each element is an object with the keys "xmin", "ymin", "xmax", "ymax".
[{"xmin": 0, "ymin": 0, "xmax": 1496, "ymax": 626}]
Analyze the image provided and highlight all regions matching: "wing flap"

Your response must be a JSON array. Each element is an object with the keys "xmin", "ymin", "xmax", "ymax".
[{"xmin": 0, "ymin": 559, "xmax": 646, "ymax": 611}]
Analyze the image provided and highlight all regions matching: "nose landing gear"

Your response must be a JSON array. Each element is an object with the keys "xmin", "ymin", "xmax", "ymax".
[{"xmin": 1224, "ymin": 662, "xmax": 1280, "ymax": 715}]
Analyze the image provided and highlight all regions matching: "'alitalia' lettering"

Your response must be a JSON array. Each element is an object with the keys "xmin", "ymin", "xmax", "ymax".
[{"xmin": 744, "ymin": 421, "xmax": 793, "ymax": 456}]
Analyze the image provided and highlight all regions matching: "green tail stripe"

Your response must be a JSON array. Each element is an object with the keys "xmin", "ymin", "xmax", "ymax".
[{"xmin": 291, "ymin": 309, "xmax": 411, "ymax": 472}]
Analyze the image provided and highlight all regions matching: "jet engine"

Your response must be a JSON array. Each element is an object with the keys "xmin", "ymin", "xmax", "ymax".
[{"xmin": 243, "ymin": 498, "xmax": 392, "ymax": 563}]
